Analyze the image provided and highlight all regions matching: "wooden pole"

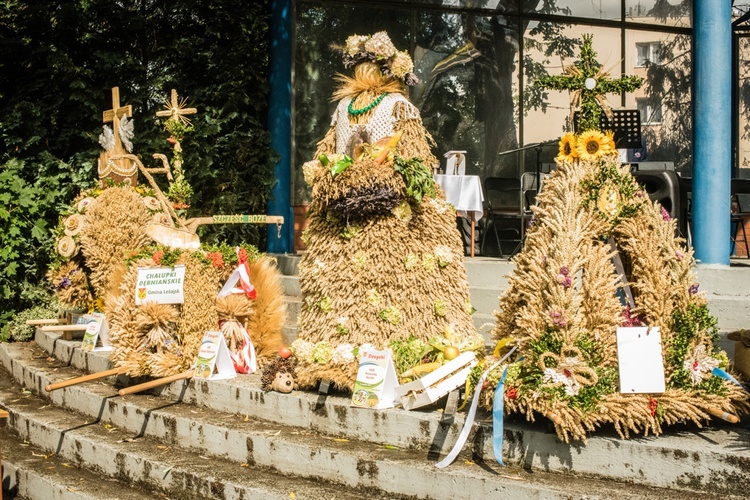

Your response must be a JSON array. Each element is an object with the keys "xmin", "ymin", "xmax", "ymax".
[
  {"xmin": 40, "ymin": 324, "xmax": 89, "ymax": 340},
  {"xmin": 705, "ymin": 406, "xmax": 740, "ymax": 423},
  {"xmin": 40, "ymin": 324, "xmax": 88, "ymax": 332},
  {"xmin": 25, "ymin": 319, "xmax": 62, "ymax": 326},
  {"xmin": 44, "ymin": 367, "xmax": 127, "ymax": 392},
  {"xmin": 117, "ymin": 370, "xmax": 194, "ymax": 397},
  {"xmin": 544, "ymin": 411, "xmax": 563, "ymax": 425}
]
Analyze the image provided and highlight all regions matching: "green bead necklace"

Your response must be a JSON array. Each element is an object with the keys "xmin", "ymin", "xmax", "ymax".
[{"xmin": 348, "ymin": 93, "xmax": 388, "ymax": 116}]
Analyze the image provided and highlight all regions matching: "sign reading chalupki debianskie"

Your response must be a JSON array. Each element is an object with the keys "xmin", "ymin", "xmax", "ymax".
[{"xmin": 134, "ymin": 265, "xmax": 186, "ymax": 305}]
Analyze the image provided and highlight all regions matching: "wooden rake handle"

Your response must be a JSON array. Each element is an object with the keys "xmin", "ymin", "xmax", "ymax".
[
  {"xmin": 25, "ymin": 319, "xmax": 62, "ymax": 326},
  {"xmin": 117, "ymin": 370, "xmax": 194, "ymax": 397},
  {"xmin": 706, "ymin": 406, "xmax": 740, "ymax": 423},
  {"xmin": 45, "ymin": 367, "xmax": 127, "ymax": 392}
]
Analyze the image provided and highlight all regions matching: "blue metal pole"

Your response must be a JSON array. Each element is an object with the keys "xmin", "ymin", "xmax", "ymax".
[
  {"xmin": 266, "ymin": 0, "xmax": 294, "ymax": 253},
  {"xmin": 693, "ymin": 0, "xmax": 732, "ymax": 265}
]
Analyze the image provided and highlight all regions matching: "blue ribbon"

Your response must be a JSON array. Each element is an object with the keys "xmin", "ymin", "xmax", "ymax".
[
  {"xmin": 493, "ymin": 367, "xmax": 509, "ymax": 466},
  {"xmin": 712, "ymin": 367, "xmax": 744, "ymax": 388}
]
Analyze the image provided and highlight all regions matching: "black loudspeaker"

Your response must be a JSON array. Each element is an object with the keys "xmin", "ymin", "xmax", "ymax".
[{"xmin": 632, "ymin": 170, "xmax": 683, "ymax": 233}]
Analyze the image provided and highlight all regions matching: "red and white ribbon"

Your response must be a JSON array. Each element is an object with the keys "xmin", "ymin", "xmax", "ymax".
[
  {"xmin": 226, "ymin": 324, "xmax": 257, "ymax": 374},
  {"xmin": 218, "ymin": 247, "xmax": 256, "ymax": 300}
]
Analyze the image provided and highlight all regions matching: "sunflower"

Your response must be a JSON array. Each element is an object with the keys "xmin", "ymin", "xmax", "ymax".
[
  {"xmin": 604, "ymin": 130, "xmax": 617, "ymax": 151},
  {"xmin": 575, "ymin": 130, "xmax": 610, "ymax": 161},
  {"xmin": 557, "ymin": 133, "xmax": 579, "ymax": 162}
]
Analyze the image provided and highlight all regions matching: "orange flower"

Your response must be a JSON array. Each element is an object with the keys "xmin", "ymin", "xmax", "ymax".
[
  {"xmin": 206, "ymin": 252, "xmax": 224, "ymax": 268},
  {"xmin": 152, "ymin": 250, "xmax": 164, "ymax": 265}
]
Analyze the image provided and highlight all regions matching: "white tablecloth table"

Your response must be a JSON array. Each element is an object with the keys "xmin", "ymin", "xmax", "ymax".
[{"xmin": 433, "ymin": 174, "xmax": 484, "ymax": 257}]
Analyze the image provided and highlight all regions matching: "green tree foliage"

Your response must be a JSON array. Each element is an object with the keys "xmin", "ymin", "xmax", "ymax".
[{"xmin": 0, "ymin": 0, "xmax": 276, "ymax": 324}]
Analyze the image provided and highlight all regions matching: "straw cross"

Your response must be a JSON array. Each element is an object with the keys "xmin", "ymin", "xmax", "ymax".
[
  {"xmin": 102, "ymin": 87, "xmax": 132, "ymax": 152},
  {"xmin": 156, "ymin": 89, "xmax": 197, "ymax": 126},
  {"xmin": 536, "ymin": 34, "xmax": 642, "ymax": 132}
]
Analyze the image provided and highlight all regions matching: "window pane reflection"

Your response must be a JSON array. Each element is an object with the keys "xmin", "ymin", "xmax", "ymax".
[{"xmin": 626, "ymin": 0, "xmax": 691, "ymax": 28}]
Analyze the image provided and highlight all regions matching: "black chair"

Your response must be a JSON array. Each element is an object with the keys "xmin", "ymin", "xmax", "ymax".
[
  {"xmin": 480, "ymin": 177, "xmax": 522, "ymax": 258},
  {"xmin": 731, "ymin": 179, "xmax": 750, "ymax": 257}
]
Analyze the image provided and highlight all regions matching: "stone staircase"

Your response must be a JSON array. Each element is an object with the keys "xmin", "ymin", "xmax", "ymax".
[{"xmin": 1, "ymin": 255, "xmax": 749, "ymax": 499}]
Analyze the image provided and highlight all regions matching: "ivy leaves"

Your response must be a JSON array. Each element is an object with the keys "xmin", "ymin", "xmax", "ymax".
[{"xmin": 0, "ymin": 159, "xmax": 56, "ymax": 320}]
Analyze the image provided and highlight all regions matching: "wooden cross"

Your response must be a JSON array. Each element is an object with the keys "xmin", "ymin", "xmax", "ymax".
[
  {"xmin": 156, "ymin": 89, "xmax": 197, "ymax": 126},
  {"xmin": 102, "ymin": 86, "xmax": 133, "ymax": 152},
  {"xmin": 536, "ymin": 34, "xmax": 642, "ymax": 132}
]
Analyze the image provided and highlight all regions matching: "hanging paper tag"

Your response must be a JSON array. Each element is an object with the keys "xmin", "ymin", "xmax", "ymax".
[
  {"xmin": 616, "ymin": 326, "xmax": 665, "ymax": 393},
  {"xmin": 351, "ymin": 349, "xmax": 399, "ymax": 409},
  {"xmin": 134, "ymin": 266, "xmax": 186, "ymax": 305},
  {"xmin": 193, "ymin": 331, "xmax": 238, "ymax": 381}
]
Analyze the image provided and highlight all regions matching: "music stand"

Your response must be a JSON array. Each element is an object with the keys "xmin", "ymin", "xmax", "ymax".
[{"xmin": 573, "ymin": 109, "xmax": 642, "ymax": 149}]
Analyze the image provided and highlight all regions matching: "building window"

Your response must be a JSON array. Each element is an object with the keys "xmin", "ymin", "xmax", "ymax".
[
  {"xmin": 637, "ymin": 98, "xmax": 662, "ymax": 124},
  {"xmin": 636, "ymin": 42, "xmax": 660, "ymax": 67}
]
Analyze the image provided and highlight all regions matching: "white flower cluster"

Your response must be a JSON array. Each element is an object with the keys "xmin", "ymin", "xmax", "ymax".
[
  {"xmin": 345, "ymin": 35, "xmax": 369, "ymax": 56},
  {"xmin": 342, "ymin": 31, "xmax": 418, "ymax": 85},
  {"xmin": 290, "ymin": 339, "xmax": 314, "ymax": 362},
  {"xmin": 364, "ymin": 31, "xmax": 397, "ymax": 59},
  {"xmin": 390, "ymin": 51, "xmax": 414, "ymax": 79},
  {"xmin": 543, "ymin": 367, "xmax": 581, "ymax": 396},
  {"xmin": 434, "ymin": 245, "xmax": 454, "ymax": 267},
  {"xmin": 332, "ymin": 343, "xmax": 355, "ymax": 364},
  {"xmin": 683, "ymin": 344, "xmax": 720, "ymax": 385}
]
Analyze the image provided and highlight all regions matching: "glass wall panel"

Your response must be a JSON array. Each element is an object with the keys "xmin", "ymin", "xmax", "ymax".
[
  {"xmin": 522, "ymin": 24, "xmax": 622, "ymax": 171},
  {"xmin": 403, "ymin": 0, "xmax": 516, "ymax": 12},
  {"xmin": 294, "ymin": 2, "xmax": 522, "ymax": 203},
  {"xmin": 294, "ymin": 1, "xmax": 694, "ymax": 204},
  {"xmin": 524, "ymin": 0, "xmax": 621, "ymax": 21},
  {"xmin": 624, "ymin": 30, "xmax": 692, "ymax": 174},
  {"xmin": 737, "ymin": 35, "xmax": 750, "ymax": 176},
  {"xmin": 414, "ymin": 11, "xmax": 520, "ymax": 178},
  {"xmin": 625, "ymin": 0, "xmax": 691, "ymax": 28},
  {"xmin": 293, "ymin": 3, "xmax": 412, "ymax": 204}
]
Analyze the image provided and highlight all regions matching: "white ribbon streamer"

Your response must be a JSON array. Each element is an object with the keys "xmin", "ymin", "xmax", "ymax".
[{"xmin": 435, "ymin": 345, "xmax": 518, "ymax": 469}]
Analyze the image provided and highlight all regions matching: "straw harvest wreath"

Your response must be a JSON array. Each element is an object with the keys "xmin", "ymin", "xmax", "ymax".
[
  {"xmin": 474, "ymin": 130, "xmax": 749, "ymax": 443},
  {"xmin": 47, "ymin": 183, "xmax": 286, "ymax": 378}
]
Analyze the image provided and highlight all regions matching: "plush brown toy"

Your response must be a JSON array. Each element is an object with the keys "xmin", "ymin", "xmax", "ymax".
[{"xmin": 261, "ymin": 356, "xmax": 297, "ymax": 393}]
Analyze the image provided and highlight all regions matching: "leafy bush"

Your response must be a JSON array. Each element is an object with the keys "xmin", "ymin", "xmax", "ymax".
[
  {"xmin": 1, "ymin": 299, "xmax": 59, "ymax": 343},
  {"xmin": 0, "ymin": 1, "xmax": 276, "ymax": 330}
]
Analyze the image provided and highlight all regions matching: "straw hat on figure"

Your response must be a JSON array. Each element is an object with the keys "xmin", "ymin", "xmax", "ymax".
[{"xmin": 292, "ymin": 32, "xmax": 483, "ymax": 391}]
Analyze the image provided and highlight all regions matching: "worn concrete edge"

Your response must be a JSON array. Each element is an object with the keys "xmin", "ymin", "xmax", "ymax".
[
  {"xmin": 0, "ymin": 369, "xmax": 672, "ymax": 500},
  {"xmin": 0, "ymin": 382, "xmax": 380, "ymax": 500},
  {"xmin": 5, "ymin": 339, "xmax": 750, "ymax": 495},
  {"xmin": 2, "ymin": 428, "xmax": 154, "ymax": 500}
]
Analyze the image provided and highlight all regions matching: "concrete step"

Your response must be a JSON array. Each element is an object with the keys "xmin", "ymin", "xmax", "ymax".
[
  {"xmin": 279, "ymin": 274, "xmax": 301, "ymax": 297},
  {"xmin": 0, "ymin": 342, "xmax": 722, "ymax": 500},
  {"xmin": 0, "ymin": 366, "xmax": 375, "ymax": 499},
  {"xmin": 2, "ymin": 423, "xmax": 155, "ymax": 500},
  {"xmin": 8, "ymin": 335, "xmax": 750, "ymax": 498},
  {"xmin": 275, "ymin": 256, "xmax": 750, "ymax": 350}
]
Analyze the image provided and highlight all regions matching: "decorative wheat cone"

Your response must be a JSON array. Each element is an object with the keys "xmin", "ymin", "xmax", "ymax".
[
  {"xmin": 292, "ymin": 60, "xmax": 478, "ymax": 392},
  {"xmin": 485, "ymin": 151, "xmax": 749, "ymax": 443}
]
